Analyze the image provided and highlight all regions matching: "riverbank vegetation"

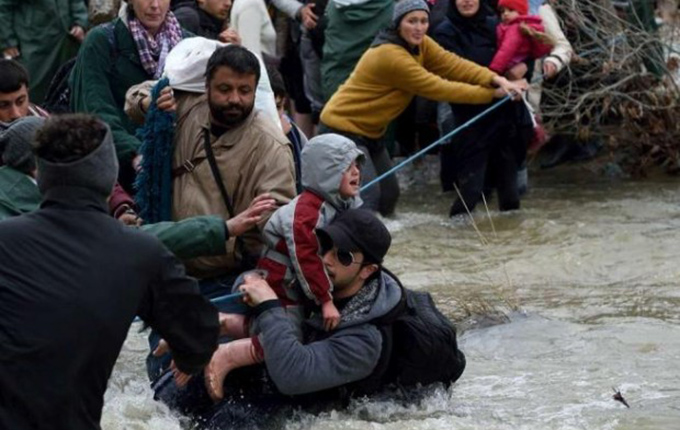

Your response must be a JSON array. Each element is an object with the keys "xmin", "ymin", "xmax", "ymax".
[{"xmin": 542, "ymin": 0, "xmax": 680, "ymax": 177}]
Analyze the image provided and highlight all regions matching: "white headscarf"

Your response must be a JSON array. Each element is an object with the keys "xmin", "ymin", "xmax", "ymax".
[{"xmin": 163, "ymin": 37, "xmax": 281, "ymax": 129}]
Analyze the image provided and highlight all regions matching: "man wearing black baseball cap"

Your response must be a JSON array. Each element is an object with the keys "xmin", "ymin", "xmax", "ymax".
[
  {"xmin": 237, "ymin": 208, "xmax": 404, "ymax": 396},
  {"xmin": 316, "ymin": 208, "xmax": 391, "ymax": 268},
  {"xmin": 157, "ymin": 209, "xmax": 465, "ymax": 424}
]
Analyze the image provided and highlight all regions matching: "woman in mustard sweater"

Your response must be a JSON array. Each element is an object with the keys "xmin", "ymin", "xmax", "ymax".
[{"xmin": 320, "ymin": 0, "xmax": 525, "ymax": 216}]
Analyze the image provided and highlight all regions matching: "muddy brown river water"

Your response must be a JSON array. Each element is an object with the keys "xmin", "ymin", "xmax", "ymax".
[{"xmin": 102, "ymin": 164, "xmax": 680, "ymax": 430}]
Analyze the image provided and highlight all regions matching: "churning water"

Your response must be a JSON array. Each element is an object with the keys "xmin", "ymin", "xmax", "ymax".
[{"xmin": 102, "ymin": 163, "xmax": 680, "ymax": 430}]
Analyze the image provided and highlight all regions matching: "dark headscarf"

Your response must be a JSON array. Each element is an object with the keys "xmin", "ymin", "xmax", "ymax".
[{"xmin": 444, "ymin": 0, "xmax": 498, "ymax": 65}]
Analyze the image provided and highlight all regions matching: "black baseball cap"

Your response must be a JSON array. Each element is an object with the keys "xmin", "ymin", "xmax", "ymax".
[{"xmin": 316, "ymin": 209, "xmax": 391, "ymax": 264}]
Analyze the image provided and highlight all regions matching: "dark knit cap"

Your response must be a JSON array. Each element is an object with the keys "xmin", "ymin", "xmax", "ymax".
[
  {"xmin": 316, "ymin": 209, "xmax": 392, "ymax": 264},
  {"xmin": 0, "ymin": 116, "xmax": 45, "ymax": 174},
  {"xmin": 393, "ymin": 0, "xmax": 430, "ymax": 27},
  {"xmin": 37, "ymin": 125, "xmax": 119, "ymax": 198}
]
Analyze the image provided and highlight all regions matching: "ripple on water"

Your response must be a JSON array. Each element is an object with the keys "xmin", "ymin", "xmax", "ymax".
[{"xmin": 104, "ymin": 170, "xmax": 680, "ymax": 429}]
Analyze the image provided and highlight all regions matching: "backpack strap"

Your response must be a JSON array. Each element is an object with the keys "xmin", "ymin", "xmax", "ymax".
[
  {"xmin": 370, "ymin": 269, "xmax": 408, "ymax": 326},
  {"xmin": 202, "ymin": 128, "xmax": 237, "ymax": 218},
  {"xmin": 201, "ymin": 127, "xmax": 256, "ymax": 269}
]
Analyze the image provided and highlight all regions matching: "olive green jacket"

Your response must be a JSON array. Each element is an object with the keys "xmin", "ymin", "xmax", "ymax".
[
  {"xmin": 69, "ymin": 18, "xmax": 190, "ymax": 169},
  {"xmin": 0, "ymin": 0, "xmax": 88, "ymax": 104},
  {"xmin": 69, "ymin": 18, "xmax": 149, "ymax": 169},
  {"xmin": 0, "ymin": 166, "xmax": 226, "ymax": 259},
  {"xmin": 321, "ymin": 0, "xmax": 393, "ymax": 102},
  {"xmin": 0, "ymin": 166, "xmax": 41, "ymax": 220}
]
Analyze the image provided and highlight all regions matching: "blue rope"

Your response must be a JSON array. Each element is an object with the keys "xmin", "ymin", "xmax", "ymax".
[
  {"xmin": 210, "ymin": 291, "xmax": 246, "ymax": 306},
  {"xmin": 133, "ymin": 292, "xmax": 245, "ymax": 323},
  {"xmin": 360, "ymin": 96, "xmax": 511, "ymax": 192}
]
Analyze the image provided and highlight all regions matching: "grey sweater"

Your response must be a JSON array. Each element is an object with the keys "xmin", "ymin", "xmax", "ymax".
[{"xmin": 256, "ymin": 271, "xmax": 402, "ymax": 395}]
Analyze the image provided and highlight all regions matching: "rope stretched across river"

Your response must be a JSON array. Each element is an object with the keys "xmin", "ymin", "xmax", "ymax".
[
  {"xmin": 133, "ymin": 292, "xmax": 245, "ymax": 323},
  {"xmin": 360, "ymin": 96, "xmax": 512, "ymax": 192}
]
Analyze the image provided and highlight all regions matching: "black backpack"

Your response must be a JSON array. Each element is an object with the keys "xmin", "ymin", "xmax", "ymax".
[
  {"xmin": 380, "ymin": 271, "xmax": 466, "ymax": 387},
  {"xmin": 42, "ymin": 22, "xmax": 118, "ymax": 114}
]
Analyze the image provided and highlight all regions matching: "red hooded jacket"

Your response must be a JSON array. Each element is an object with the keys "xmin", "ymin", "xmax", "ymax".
[{"xmin": 489, "ymin": 15, "xmax": 552, "ymax": 74}]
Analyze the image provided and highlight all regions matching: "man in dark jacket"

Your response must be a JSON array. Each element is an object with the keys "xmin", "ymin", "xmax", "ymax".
[
  {"xmin": 0, "ymin": 0, "xmax": 87, "ymax": 105},
  {"xmin": 0, "ymin": 75, "xmax": 240, "ymax": 260},
  {"xmin": 240, "ymin": 209, "xmax": 403, "ymax": 395},
  {"xmin": 0, "ymin": 114, "xmax": 220, "ymax": 430},
  {"xmin": 153, "ymin": 209, "xmax": 466, "ymax": 429},
  {"xmin": 174, "ymin": 0, "xmax": 240, "ymax": 43},
  {"xmin": 241, "ymin": 208, "xmax": 465, "ymax": 396}
]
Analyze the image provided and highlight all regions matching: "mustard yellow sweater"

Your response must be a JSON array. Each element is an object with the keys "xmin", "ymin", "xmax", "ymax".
[{"xmin": 320, "ymin": 35, "xmax": 498, "ymax": 140}]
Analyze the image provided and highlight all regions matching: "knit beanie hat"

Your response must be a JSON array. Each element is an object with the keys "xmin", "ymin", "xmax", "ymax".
[
  {"xmin": 37, "ymin": 124, "xmax": 119, "ymax": 199},
  {"xmin": 497, "ymin": 0, "xmax": 528, "ymax": 15},
  {"xmin": 0, "ymin": 116, "xmax": 45, "ymax": 174},
  {"xmin": 393, "ymin": 0, "xmax": 430, "ymax": 28}
]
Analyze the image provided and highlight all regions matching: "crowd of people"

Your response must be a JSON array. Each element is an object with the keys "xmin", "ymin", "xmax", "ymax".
[{"xmin": 0, "ymin": 0, "xmax": 607, "ymax": 428}]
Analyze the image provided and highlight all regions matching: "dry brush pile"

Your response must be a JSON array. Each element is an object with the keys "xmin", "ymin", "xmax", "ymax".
[{"xmin": 541, "ymin": 0, "xmax": 680, "ymax": 176}]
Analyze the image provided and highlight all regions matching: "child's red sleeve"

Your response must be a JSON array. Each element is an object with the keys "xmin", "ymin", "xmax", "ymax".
[
  {"xmin": 489, "ymin": 23, "xmax": 525, "ymax": 74},
  {"xmin": 288, "ymin": 195, "xmax": 333, "ymax": 304}
]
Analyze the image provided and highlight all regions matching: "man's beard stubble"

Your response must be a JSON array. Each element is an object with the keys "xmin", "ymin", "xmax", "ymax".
[{"xmin": 208, "ymin": 93, "xmax": 255, "ymax": 129}]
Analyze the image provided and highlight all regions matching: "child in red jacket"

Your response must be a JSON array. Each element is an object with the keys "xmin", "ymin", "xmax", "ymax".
[{"xmin": 489, "ymin": 0, "xmax": 553, "ymax": 75}]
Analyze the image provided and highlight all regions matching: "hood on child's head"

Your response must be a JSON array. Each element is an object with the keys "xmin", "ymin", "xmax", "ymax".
[
  {"xmin": 301, "ymin": 133, "xmax": 365, "ymax": 208},
  {"xmin": 497, "ymin": 0, "xmax": 528, "ymax": 16}
]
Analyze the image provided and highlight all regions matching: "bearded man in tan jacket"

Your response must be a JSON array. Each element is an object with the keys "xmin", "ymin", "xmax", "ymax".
[{"xmin": 127, "ymin": 45, "xmax": 296, "ymax": 295}]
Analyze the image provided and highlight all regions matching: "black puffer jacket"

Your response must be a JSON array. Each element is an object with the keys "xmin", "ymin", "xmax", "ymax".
[{"xmin": 0, "ymin": 186, "xmax": 219, "ymax": 430}]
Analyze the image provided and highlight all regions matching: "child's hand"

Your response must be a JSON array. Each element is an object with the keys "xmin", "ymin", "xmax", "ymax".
[{"xmin": 322, "ymin": 301, "xmax": 341, "ymax": 331}]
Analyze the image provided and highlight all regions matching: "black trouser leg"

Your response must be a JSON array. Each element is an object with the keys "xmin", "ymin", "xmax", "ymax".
[
  {"xmin": 372, "ymin": 146, "xmax": 400, "ymax": 217},
  {"xmin": 355, "ymin": 144, "xmax": 381, "ymax": 213},
  {"xmin": 489, "ymin": 144, "xmax": 520, "ymax": 212},
  {"xmin": 449, "ymin": 147, "xmax": 489, "ymax": 217}
]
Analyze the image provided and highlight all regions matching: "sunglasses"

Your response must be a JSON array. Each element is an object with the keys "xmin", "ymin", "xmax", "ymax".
[{"xmin": 335, "ymin": 249, "xmax": 363, "ymax": 267}]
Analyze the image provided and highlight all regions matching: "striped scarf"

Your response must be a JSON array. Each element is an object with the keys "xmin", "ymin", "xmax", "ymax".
[{"xmin": 129, "ymin": 12, "xmax": 183, "ymax": 79}]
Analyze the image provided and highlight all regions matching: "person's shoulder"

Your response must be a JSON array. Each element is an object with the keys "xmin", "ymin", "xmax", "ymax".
[
  {"xmin": 378, "ymin": 269, "xmax": 405, "ymax": 306},
  {"xmin": 85, "ymin": 19, "xmax": 122, "ymax": 41},
  {"xmin": 0, "ymin": 211, "xmax": 32, "ymax": 233},
  {"xmin": 250, "ymin": 112, "xmax": 291, "ymax": 149},
  {"xmin": 176, "ymin": 94, "xmax": 209, "ymax": 128},
  {"xmin": 367, "ymin": 43, "xmax": 415, "ymax": 70},
  {"xmin": 380, "ymin": 270, "xmax": 403, "ymax": 290},
  {"xmin": 371, "ymin": 43, "xmax": 406, "ymax": 56},
  {"xmin": 294, "ymin": 190, "xmax": 326, "ymax": 213},
  {"xmin": 174, "ymin": 5, "xmax": 201, "ymax": 32},
  {"xmin": 115, "ymin": 222, "xmax": 172, "ymax": 258},
  {"xmin": 420, "ymin": 35, "xmax": 450, "ymax": 59},
  {"xmin": 421, "ymin": 35, "xmax": 440, "ymax": 51},
  {"xmin": 81, "ymin": 19, "xmax": 123, "ymax": 51},
  {"xmin": 485, "ymin": 15, "xmax": 499, "ymax": 27},
  {"xmin": 232, "ymin": 0, "xmax": 266, "ymax": 13},
  {"xmin": 433, "ymin": 18, "xmax": 458, "ymax": 39},
  {"xmin": 0, "ymin": 165, "xmax": 23, "ymax": 182}
]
